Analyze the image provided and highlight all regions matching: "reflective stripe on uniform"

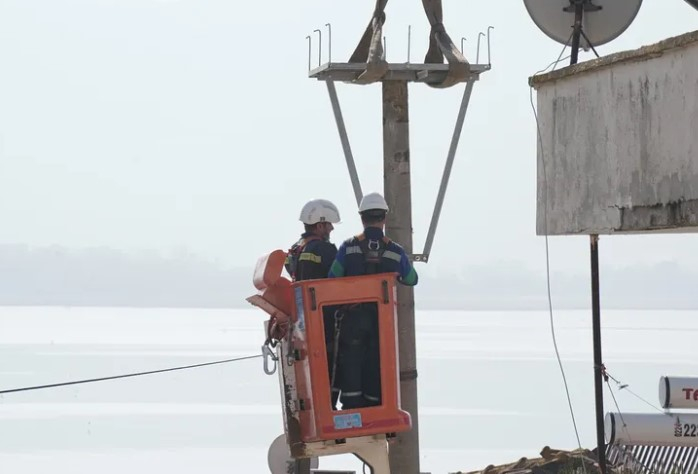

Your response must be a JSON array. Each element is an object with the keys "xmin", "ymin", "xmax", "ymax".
[
  {"xmin": 363, "ymin": 394, "xmax": 380, "ymax": 402},
  {"xmin": 342, "ymin": 391, "xmax": 362, "ymax": 397},
  {"xmin": 298, "ymin": 252, "xmax": 322, "ymax": 263},
  {"xmin": 383, "ymin": 250, "xmax": 401, "ymax": 262},
  {"xmin": 345, "ymin": 246, "xmax": 362, "ymax": 255}
]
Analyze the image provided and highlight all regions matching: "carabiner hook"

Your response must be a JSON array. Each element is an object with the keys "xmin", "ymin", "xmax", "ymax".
[{"xmin": 262, "ymin": 344, "xmax": 278, "ymax": 375}]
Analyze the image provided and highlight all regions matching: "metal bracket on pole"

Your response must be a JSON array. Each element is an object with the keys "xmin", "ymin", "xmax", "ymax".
[
  {"xmin": 326, "ymin": 81, "xmax": 364, "ymax": 206},
  {"xmin": 412, "ymin": 79, "xmax": 477, "ymax": 264},
  {"xmin": 299, "ymin": 434, "xmax": 392, "ymax": 474},
  {"xmin": 326, "ymin": 76, "xmax": 479, "ymax": 261}
]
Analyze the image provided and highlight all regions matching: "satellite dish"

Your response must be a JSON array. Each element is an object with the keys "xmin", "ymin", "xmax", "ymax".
[
  {"xmin": 685, "ymin": 0, "xmax": 698, "ymax": 11},
  {"xmin": 524, "ymin": 0, "xmax": 643, "ymax": 49},
  {"xmin": 267, "ymin": 433, "xmax": 319, "ymax": 474}
]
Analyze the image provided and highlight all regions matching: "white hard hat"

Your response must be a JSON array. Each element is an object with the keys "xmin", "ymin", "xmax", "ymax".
[
  {"xmin": 358, "ymin": 192, "xmax": 389, "ymax": 213},
  {"xmin": 299, "ymin": 199, "xmax": 341, "ymax": 225}
]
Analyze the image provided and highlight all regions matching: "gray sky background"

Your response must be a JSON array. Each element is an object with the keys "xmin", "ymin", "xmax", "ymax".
[{"xmin": 1, "ymin": 0, "xmax": 697, "ymax": 279}]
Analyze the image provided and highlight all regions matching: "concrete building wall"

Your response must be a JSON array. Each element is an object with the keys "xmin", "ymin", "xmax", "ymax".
[{"xmin": 530, "ymin": 31, "xmax": 698, "ymax": 236}]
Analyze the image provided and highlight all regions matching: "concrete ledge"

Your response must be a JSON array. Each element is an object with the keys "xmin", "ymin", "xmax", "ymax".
[
  {"xmin": 617, "ymin": 198, "xmax": 698, "ymax": 232},
  {"xmin": 529, "ymin": 30, "xmax": 698, "ymax": 88}
]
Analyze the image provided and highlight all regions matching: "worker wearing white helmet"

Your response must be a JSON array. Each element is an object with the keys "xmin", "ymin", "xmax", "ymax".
[
  {"xmin": 285, "ymin": 198, "xmax": 341, "ymax": 282},
  {"xmin": 327, "ymin": 192, "xmax": 417, "ymax": 410},
  {"xmin": 284, "ymin": 198, "xmax": 343, "ymax": 411}
]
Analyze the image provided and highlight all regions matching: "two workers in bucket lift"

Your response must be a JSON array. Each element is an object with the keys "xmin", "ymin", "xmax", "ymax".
[{"xmin": 285, "ymin": 192, "xmax": 418, "ymax": 411}]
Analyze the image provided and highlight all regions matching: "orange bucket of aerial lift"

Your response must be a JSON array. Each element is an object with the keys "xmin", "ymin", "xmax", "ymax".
[{"xmin": 247, "ymin": 250, "xmax": 412, "ymax": 443}]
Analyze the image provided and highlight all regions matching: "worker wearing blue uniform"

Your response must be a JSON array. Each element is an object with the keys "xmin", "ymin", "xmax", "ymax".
[{"xmin": 328, "ymin": 192, "xmax": 418, "ymax": 409}]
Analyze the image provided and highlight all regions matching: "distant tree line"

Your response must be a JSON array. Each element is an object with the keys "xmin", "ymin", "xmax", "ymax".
[{"xmin": 0, "ymin": 244, "xmax": 695, "ymax": 309}]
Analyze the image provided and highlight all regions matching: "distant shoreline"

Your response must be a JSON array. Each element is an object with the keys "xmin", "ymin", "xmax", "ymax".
[{"xmin": 1, "ymin": 244, "xmax": 696, "ymax": 311}]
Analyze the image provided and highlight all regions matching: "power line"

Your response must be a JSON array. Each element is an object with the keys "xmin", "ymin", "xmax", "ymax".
[
  {"xmin": 0, "ymin": 354, "xmax": 262, "ymax": 395},
  {"xmin": 529, "ymin": 31, "xmax": 587, "ymax": 458}
]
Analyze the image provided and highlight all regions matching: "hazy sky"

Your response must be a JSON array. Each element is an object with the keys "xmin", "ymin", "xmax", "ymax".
[{"xmin": 1, "ymin": 0, "xmax": 697, "ymax": 278}]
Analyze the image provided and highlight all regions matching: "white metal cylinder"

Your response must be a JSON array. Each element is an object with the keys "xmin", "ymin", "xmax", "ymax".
[
  {"xmin": 606, "ymin": 412, "xmax": 698, "ymax": 447},
  {"xmin": 659, "ymin": 376, "xmax": 698, "ymax": 409}
]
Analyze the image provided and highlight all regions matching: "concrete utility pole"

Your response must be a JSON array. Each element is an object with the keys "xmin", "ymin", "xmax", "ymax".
[
  {"xmin": 308, "ymin": 9, "xmax": 491, "ymax": 472},
  {"xmin": 382, "ymin": 80, "xmax": 420, "ymax": 473}
]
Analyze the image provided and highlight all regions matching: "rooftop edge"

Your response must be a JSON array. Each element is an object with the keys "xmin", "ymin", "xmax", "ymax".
[{"xmin": 528, "ymin": 29, "xmax": 698, "ymax": 88}]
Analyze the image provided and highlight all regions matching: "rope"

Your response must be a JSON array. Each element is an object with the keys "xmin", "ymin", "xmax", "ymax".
[
  {"xmin": 0, "ymin": 354, "xmax": 262, "ymax": 395},
  {"xmin": 330, "ymin": 308, "xmax": 344, "ymax": 392}
]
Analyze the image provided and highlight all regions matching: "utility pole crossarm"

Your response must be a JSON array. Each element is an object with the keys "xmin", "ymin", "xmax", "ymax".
[{"xmin": 309, "ymin": 62, "xmax": 490, "ymax": 85}]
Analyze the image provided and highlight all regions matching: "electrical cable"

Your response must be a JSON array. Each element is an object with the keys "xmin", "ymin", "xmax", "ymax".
[
  {"xmin": 604, "ymin": 369, "xmax": 665, "ymax": 415},
  {"xmin": 0, "ymin": 354, "xmax": 262, "ymax": 395},
  {"xmin": 529, "ymin": 30, "xmax": 588, "ymax": 458}
]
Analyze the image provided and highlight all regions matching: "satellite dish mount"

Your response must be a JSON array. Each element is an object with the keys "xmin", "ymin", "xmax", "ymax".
[{"xmin": 565, "ymin": 0, "xmax": 602, "ymax": 64}]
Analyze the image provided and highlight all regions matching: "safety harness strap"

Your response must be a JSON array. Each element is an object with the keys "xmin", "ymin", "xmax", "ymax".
[
  {"xmin": 286, "ymin": 235, "xmax": 322, "ymax": 281},
  {"xmin": 354, "ymin": 233, "xmax": 391, "ymax": 275}
]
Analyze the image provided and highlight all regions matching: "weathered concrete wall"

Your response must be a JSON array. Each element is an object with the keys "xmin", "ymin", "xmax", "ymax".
[{"xmin": 530, "ymin": 30, "xmax": 698, "ymax": 235}]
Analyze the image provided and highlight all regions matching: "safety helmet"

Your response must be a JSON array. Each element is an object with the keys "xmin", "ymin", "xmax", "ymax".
[
  {"xmin": 299, "ymin": 199, "xmax": 341, "ymax": 225},
  {"xmin": 358, "ymin": 192, "xmax": 389, "ymax": 213}
]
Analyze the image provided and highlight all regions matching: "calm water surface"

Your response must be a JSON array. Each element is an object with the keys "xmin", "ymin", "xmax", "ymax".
[{"xmin": 1, "ymin": 306, "xmax": 697, "ymax": 473}]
